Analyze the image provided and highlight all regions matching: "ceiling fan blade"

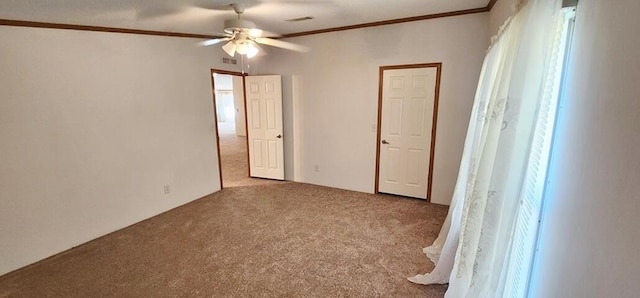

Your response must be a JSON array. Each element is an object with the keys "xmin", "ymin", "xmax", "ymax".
[
  {"xmin": 202, "ymin": 37, "xmax": 232, "ymax": 46},
  {"xmin": 245, "ymin": 28, "xmax": 280, "ymax": 38},
  {"xmin": 255, "ymin": 37, "xmax": 309, "ymax": 52}
]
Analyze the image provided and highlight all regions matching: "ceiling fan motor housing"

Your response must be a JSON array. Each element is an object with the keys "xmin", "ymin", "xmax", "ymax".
[{"xmin": 224, "ymin": 19, "xmax": 257, "ymax": 34}]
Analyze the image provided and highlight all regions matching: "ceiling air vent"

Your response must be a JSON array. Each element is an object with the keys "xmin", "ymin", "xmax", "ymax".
[
  {"xmin": 222, "ymin": 57, "xmax": 237, "ymax": 65},
  {"xmin": 286, "ymin": 16, "xmax": 314, "ymax": 22}
]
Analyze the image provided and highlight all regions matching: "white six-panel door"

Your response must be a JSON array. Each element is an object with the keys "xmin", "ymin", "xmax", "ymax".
[
  {"xmin": 245, "ymin": 75, "xmax": 285, "ymax": 180},
  {"xmin": 378, "ymin": 67, "xmax": 438, "ymax": 199}
]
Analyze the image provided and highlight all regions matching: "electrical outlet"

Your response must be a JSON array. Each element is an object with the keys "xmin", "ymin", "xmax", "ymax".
[
  {"xmin": 314, "ymin": 165, "xmax": 320, "ymax": 172},
  {"xmin": 164, "ymin": 185, "xmax": 171, "ymax": 194}
]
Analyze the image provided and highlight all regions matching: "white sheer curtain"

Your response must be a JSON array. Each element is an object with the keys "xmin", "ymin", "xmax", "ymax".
[{"xmin": 409, "ymin": 0, "xmax": 567, "ymax": 296}]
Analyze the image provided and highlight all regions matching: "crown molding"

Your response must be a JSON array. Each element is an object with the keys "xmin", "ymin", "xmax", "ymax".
[
  {"xmin": 0, "ymin": 19, "xmax": 219, "ymax": 39},
  {"xmin": 0, "ymin": 1, "xmax": 500, "ymax": 39},
  {"xmin": 281, "ymin": 7, "xmax": 489, "ymax": 39}
]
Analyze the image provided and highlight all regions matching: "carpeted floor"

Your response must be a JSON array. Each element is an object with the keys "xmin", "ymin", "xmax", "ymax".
[
  {"xmin": 0, "ymin": 122, "xmax": 449, "ymax": 297},
  {"xmin": 217, "ymin": 121, "xmax": 281, "ymax": 189}
]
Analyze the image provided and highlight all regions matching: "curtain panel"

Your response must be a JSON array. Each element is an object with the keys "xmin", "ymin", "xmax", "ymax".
[{"xmin": 409, "ymin": 0, "xmax": 567, "ymax": 296}]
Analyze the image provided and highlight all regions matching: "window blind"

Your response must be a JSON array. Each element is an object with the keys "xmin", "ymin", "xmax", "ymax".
[{"xmin": 502, "ymin": 8, "xmax": 576, "ymax": 298}]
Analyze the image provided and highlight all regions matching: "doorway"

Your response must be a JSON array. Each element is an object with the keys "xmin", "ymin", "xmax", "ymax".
[
  {"xmin": 211, "ymin": 69, "xmax": 249, "ymax": 188},
  {"xmin": 211, "ymin": 70, "xmax": 285, "ymax": 188},
  {"xmin": 375, "ymin": 63, "xmax": 442, "ymax": 201}
]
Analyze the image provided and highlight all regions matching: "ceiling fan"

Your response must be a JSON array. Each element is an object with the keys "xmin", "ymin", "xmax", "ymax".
[{"xmin": 200, "ymin": 3, "xmax": 309, "ymax": 58}]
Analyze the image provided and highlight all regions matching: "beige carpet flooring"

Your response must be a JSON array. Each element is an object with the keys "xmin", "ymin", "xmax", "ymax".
[
  {"xmin": 0, "ymin": 122, "xmax": 449, "ymax": 297},
  {"xmin": 217, "ymin": 121, "xmax": 282, "ymax": 188}
]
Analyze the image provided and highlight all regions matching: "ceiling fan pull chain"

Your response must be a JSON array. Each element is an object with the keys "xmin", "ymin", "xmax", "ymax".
[{"xmin": 241, "ymin": 54, "xmax": 246, "ymax": 75}]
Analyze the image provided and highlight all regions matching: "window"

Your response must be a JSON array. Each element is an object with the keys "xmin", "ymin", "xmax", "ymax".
[{"xmin": 502, "ymin": 7, "xmax": 577, "ymax": 297}]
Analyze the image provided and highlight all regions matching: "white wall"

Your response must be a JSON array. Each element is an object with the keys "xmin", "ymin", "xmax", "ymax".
[
  {"xmin": 529, "ymin": 0, "xmax": 640, "ymax": 296},
  {"xmin": 254, "ymin": 13, "xmax": 489, "ymax": 205},
  {"xmin": 214, "ymin": 92, "xmax": 235, "ymax": 123},
  {"xmin": 232, "ymin": 76, "xmax": 247, "ymax": 136},
  {"xmin": 0, "ymin": 26, "xmax": 238, "ymax": 275}
]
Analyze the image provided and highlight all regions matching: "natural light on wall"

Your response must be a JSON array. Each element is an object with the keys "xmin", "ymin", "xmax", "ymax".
[{"xmin": 502, "ymin": 6, "xmax": 576, "ymax": 298}]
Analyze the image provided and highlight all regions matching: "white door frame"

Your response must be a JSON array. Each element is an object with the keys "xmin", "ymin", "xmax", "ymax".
[
  {"xmin": 210, "ymin": 69, "xmax": 249, "ymax": 189},
  {"xmin": 375, "ymin": 63, "xmax": 442, "ymax": 201}
]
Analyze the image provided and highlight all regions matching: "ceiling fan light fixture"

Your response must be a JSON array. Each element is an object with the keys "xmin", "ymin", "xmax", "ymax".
[
  {"xmin": 222, "ymin": 41, "xmax": 236, "ymax": 57},
  {"xmin": 246, "ymin": 42, "xmax": 259, "ymax": 58},
  {"xmin": 235, "ymin": 41, "xmax": 259, "ymax": 58},
  {"xmin": 236, "ymin": 42, "xmax": 248, "ymax": 54}
]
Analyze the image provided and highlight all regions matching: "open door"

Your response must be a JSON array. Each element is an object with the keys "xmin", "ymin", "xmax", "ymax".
[{"xmin": 245, "ymin": 75, "xmax": 285, "ymax": 180}]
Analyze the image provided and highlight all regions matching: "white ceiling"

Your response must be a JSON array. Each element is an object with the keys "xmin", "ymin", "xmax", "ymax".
[{"xmin": 0, "ymin": 0, "xmax": 490, "ymax": 37}]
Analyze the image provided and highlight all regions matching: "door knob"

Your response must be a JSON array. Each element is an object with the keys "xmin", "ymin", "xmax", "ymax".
[
  {"xmin": 381, "ymin": 140, "xmax": 389, "ymax": 144},
  {"xmin": 276, "ymin": 134, "xmax": 282, "ymax": 139}
]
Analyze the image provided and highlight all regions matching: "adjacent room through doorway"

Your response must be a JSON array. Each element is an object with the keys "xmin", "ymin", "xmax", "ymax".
[
  {"xmin": 211, "ymin": 71, "xmax": 283, "ymax": 188},
  {"xmin": 213, "ymin": 72, "xmax": 247, "ymax": 187}
]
